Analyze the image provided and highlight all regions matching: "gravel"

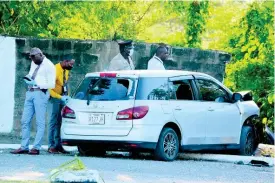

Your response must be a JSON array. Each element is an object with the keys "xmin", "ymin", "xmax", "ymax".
[{"xmin": 0, "ymin": 150, "xmax": 273, "ymax": 183}]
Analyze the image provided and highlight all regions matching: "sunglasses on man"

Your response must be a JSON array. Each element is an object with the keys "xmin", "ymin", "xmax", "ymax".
[{"xmin": 29, "ymin": 53, "xmax": 40, "ymax": 59}]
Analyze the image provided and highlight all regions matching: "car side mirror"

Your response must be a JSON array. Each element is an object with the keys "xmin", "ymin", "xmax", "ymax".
[{"xmin": 232, "ymin": 93, "xmax": 242, "ymax": 102}]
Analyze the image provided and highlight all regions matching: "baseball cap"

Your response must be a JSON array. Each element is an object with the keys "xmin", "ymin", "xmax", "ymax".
[{"xmin": 29, "ymin": 47, "xmax": 43, "ymax": 56}]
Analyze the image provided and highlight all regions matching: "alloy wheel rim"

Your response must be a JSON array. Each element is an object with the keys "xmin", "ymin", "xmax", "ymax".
[{"xmin": 163, "ymin": 133, "xmax": 177, "ymax": 158}]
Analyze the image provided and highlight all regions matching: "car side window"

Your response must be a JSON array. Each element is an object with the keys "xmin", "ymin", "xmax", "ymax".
[
  {"xmin": 169, "ymin": 80, "xmax": 194, "ymax": 100},
  {"xmin": 136, "ymin": 77, "xmax": 169, "ymax": 100},
  {"xmin": 196, "ymin": 79, "xmax": 230, "ymax": 103}
]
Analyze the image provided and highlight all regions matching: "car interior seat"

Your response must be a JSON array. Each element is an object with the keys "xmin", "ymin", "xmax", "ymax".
[{"xmin": 176, "ymin": 84, "xmax": 193, "ymax": 100}]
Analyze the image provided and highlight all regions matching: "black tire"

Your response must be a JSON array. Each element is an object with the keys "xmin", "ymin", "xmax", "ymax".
[
  {"xmin": 239, "ymin": 126, "xmax": 255, "ymax": 156},
  {"xmin": 78, "ymin": 145, "xmax": 106, "ymax": 157},
  {"xmin": 154, "ymin": 127, "xmax": 179, "ymax": 161}
]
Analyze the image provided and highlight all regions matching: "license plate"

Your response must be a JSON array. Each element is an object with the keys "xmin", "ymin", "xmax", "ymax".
[{"xmin": 88, "ymin": 113, "xmax": 105, "ymax": 125}]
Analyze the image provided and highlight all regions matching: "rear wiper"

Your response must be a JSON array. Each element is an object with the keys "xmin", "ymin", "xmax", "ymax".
[{"xmin": 86, "ymin": 78, "xmax": 102, "ymax": 106}]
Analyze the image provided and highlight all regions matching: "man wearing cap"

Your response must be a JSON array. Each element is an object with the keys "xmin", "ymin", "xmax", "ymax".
[
  {"xmin": 147, "ymin": 46, "xmax": 169, "ymax": 70},
  {"xmin": 47, "ymin": 56, "xmax": 75, "ymax": 154},
  {"xmin": 108, "ymin": 40, "xmax": 135, "ymax": 71},
  {"xmin": 11, "ymin": 47, "xmax": 56, "ymax": 155}
]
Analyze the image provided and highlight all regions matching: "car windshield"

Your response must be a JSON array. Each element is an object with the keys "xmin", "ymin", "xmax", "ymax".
[{"xmin": 73, "ymin": 77, "xmax": 136, "ymax": 101}]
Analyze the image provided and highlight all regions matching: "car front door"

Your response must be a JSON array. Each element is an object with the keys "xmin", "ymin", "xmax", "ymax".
[
  {"xmin": 195, "ymin": 78, "xmax": 241, "ymax": 144},
  {"xmin": 169, "ymin": 75, "xmax": 207, "ymax": 145}
]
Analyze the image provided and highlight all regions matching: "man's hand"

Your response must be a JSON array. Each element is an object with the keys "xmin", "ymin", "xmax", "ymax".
[{"xmin": 61, "ymin": 96, "xmax": 71, "ymax": 103}]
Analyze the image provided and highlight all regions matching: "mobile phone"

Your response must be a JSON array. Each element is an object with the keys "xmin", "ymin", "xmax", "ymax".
[{"xmin": 23, "ymin": 76, "xmax": 32, "ymax": 81}]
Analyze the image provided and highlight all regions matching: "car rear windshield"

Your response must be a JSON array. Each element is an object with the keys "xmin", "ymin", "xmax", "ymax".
[{"xmin": 73, "ymin": 77, "xmax": 136, "ymax": 101}]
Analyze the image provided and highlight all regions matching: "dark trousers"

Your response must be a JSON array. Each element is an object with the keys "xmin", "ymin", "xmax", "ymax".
[{"xmin": 48, "ymin": 97, "xmax": 64, "ymax": 149}]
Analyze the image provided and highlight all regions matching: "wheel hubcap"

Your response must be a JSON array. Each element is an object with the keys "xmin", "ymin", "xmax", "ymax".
[
  {"xmin": 163, "ymin": 133, "xmax": 177, "ymax": 158},
  {"xmin": 245, "ymin": 132, "xmax": 253, "ymax": 155}
]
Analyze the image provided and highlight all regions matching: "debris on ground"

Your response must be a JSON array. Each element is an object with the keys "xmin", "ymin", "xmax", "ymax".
[
  {"xmin": 254, "ymin": 144, "xmax": 275, "ymax": 157},
  {"xmin": 50, "ymin": 156, "xmax": 104, "ymax": 183},
  {"xmin": 51, "ymin": 170, "xmax": 104, "ymax": 183},
  {"xmin": 250, "ymin": 160, "xmax": 270, "ymax": 167}
]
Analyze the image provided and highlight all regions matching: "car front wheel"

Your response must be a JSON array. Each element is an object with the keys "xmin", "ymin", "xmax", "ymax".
[
  {"xmin": 154, "ymin": 127, "xmax": 179, "ymax": 161},
  {"xmin": 239, "ymin": 126, "xmax": 255, "ymax": 156}
]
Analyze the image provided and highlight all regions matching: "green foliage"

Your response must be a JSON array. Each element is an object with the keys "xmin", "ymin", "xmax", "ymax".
[
  {"xmin": 0, "ymin": 1, "xmax": 185, "ymax": 41},
  {"xmin": 202, "ymin": 1, "xmax": 248, "ymax": 49},
  {"xmin": 136, "ymin": 1, "xmax": 187, "ymax": 46},
  {"xmin": 0, "ymin": 0, "xmax": 273, "ymax": 134},
  {"xmin": 0, "ymin": 1, "xmax": 199, "ymax": 46},
  {"xmin": 224, "ymin": 1, "xmax": 274, "ymax": 130},
  {"xmin": 186, "ymin": 1, "xmax": 209, "ymax": 48},
  {"xmin": 0, "ymin": 1, "xmax": 60, "ymax": 37}
]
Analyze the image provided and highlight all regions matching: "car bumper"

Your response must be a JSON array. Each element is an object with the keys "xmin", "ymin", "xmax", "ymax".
[
  {"xmin": 61, "ymin": 140, "xmax": 157, "ymax": 150},
  {"xmin": 61, "ymin": 123, "xmax": 162, "ymax": 146}
]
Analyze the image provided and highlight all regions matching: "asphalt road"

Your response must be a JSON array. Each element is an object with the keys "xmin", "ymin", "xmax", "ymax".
[{"xmin": 0, "ymin": 150, "xmax": 273, "ymax": 183}]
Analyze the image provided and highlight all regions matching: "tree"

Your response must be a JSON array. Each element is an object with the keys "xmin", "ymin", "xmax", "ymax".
[
  {"xmin": 0, "ymin": 1, "xmax": 180, "ymax": 41},
  {"xmin": 0, "ymin": 0, "xmax": 273, "ymax": 133},
  {"xmin": 224, "ymin": 1, "xmax": 274, "ymax": 130},
  {"xmin": 185, "ymin": 1, "xmax": 209, "ymax": 48},
  {"xmin": 202, "ymin": 1, "xmax": 248, "ymax": 50},
  {"xmin": 0, "ymin": 1, "xmax": 62, "ymax": 37}
]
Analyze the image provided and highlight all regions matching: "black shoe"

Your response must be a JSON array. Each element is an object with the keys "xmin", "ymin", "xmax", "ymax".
[
  {"xmin": 48, "ymin": 147, "xmax": 59, "ymax": 154},
  {"xmin": 28, "ymin": 148, "xmax": 40, "ymax": 155},
  {"xmin": 57, "ymin": 146, "xmax": 69, "ymax": 154},
  {"xmin": 10, "ymin": 148, "xmax": 29, "ymax": 154}
]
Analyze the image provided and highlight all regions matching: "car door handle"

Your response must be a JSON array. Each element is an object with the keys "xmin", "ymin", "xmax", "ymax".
[
  {"xmin": 208, "ymin": 108, "xmax": 214, "ymax": 112},
  {"xmin": 175, "ymin": 107, "xmax": 182, "ymax": 111}
]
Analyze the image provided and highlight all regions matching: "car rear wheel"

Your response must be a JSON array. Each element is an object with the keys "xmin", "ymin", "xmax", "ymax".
[
  {"xmin": 154, "ymin": 127, "xmax": 179, "ymax": 161},
  {"xmin": 78, "ymin": 145, "xmax": 106, "ymax": 157},
  {"xmin": 239, "ymin": 126, "xmax": 255, "ymax": 156}
]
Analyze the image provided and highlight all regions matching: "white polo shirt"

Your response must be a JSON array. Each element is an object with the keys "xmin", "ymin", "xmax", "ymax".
[
  {"xmin": 28, "ymin": 57, "xmax": 56, "ymax": 89},
  {"xmin": 147, "ymin": 55, "xmax": 165, "ymax": 70}
]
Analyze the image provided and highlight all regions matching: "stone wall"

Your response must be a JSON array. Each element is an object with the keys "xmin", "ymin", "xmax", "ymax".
[{"xmin": 11, "ymin": 37, "xmax": 230, "ymax": 141}]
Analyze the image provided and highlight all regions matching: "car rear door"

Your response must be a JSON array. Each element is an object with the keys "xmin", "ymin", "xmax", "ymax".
[
  {"xmin": 169, "ymin": 75, "xmax": 207, "ymax": 145},
  {"xmin": 65, "ymin": 73, "xmax": 138, "ymax": 136}
]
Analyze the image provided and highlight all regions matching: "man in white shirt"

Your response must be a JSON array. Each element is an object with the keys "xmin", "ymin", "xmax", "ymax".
[
  {"xmin": 147, "ymin": 46, "xmax": 169, "ymax": 70},
  {"xmin": 11, "ymin": 47, "xmax": 56, "ymax": 155},
  {"xmin": 108, "ymin": 40, "xmax": 135, "ymax": 71}
]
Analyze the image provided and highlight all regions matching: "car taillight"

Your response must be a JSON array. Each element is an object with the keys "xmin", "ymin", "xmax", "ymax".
[
  {"xmin": 62, "ymin": 106, "xmax": 76, "ymax": 119},
  {"xmin": 100, "ymin": 73, "xmax": 117, "ymax": 78},
  {"xmin": 116, "ymin": 106, "xmax": 149, "ymax": 120}
]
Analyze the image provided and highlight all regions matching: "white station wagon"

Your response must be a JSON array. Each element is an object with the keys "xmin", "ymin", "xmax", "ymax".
[{"xmin": 61, "ymin": 70, "xmax": 260, "ymax": 161}]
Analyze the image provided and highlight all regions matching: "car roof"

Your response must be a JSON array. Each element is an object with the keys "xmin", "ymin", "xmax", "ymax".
[
  {"xmin": 84, "ymin": 70, "xmax": 230, "ymax": 94},
  {"xmin": 85, "ymin": 70, "xmax": 213, "ymax": 78}
]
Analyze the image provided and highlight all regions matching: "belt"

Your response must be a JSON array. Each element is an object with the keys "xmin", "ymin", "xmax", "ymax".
[
  {"xmin": 28, "ymin": 88, "xmax": 48, "ymax": 94},
  {"xmin": 28, "ymin": 88, "xmax": 41, "ymax": 92}
]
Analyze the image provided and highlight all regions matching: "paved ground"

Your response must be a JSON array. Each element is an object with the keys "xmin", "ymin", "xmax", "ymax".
[{"xmin": 0, "ymin": 149, "xmax": 273, "ymax": 183}]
